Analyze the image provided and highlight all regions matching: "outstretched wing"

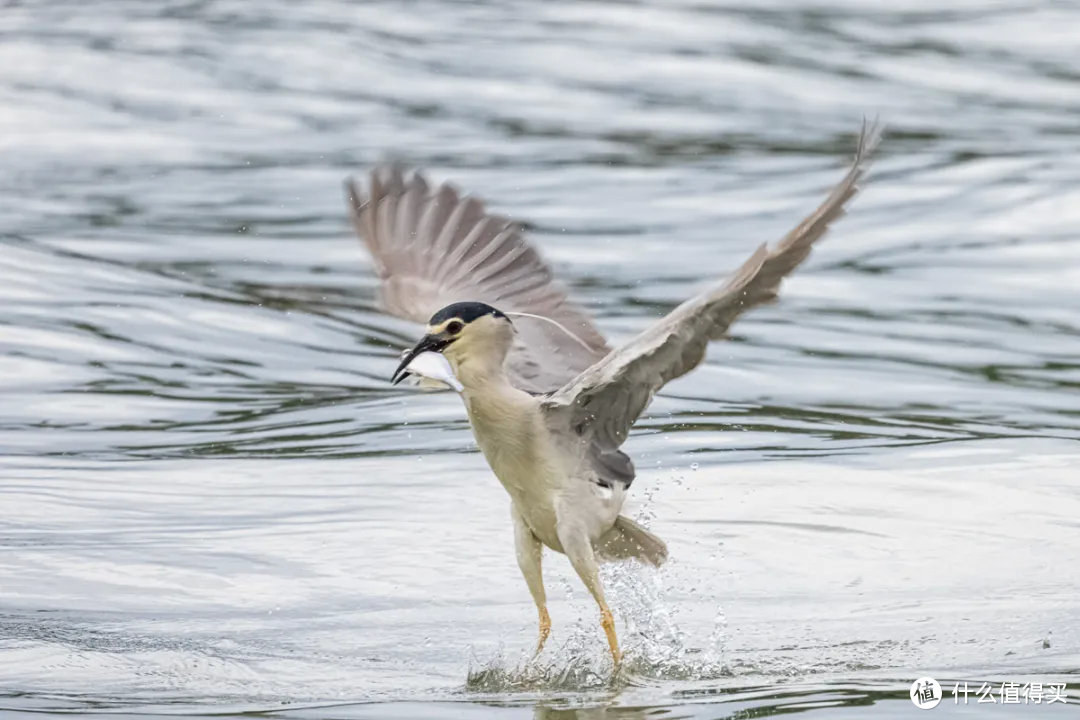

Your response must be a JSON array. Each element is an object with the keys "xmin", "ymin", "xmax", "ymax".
[
  {"xmin": 543, "ymin": 120, "xmax": 883, "ymax": 452},
  {"xmin": 346, "ymin": 167, "xmax": 609, "ymax": 394}
]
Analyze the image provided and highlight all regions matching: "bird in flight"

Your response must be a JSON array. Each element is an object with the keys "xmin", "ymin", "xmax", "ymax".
[{"xmin": 345, "ymin": 121, "xmax": 881, "ymax": 665}]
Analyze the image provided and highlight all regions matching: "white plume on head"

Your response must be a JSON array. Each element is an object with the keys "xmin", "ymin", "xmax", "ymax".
[{"xmin": 503, "ymin": 311, "xmax": 595, "ymax": 352}]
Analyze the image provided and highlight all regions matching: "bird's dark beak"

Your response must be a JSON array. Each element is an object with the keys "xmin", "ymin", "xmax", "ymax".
[{"xmin": 391, "ymin": 334, "xmax": 452, "ymax": 385}]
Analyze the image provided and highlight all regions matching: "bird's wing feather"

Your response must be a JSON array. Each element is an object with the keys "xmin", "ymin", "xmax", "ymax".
[
  {"xmin": 543, "ymin": 120, "xmax": 882, "ymax": 451},
  {"xmin": 346, "ymin": 167, "xmax": 610, "ymax": 393}
]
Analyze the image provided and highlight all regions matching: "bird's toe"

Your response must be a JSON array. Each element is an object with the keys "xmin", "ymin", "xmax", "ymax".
[{"xmin": 534, "ymin": 607, "xmax": 552, "ymax": 656}]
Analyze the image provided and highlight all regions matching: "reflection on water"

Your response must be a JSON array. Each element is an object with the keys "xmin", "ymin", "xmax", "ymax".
[{"xmin": 1, "ymin": 0, "xmax": 1079, "ymax": 717}]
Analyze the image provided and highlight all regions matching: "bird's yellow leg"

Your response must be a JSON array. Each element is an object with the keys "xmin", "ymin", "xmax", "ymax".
[
  {"xmin": 536, "ymin": 606, "xmax": 551, "ymax": 655},
  {"xmin": 599, "ymin": 603, "xmax": 621, "ymax": 665},
  {"xmin": 555, "ymin": 513, "xmax": 622, "ymax": 667},
  {"xmin": 512, "ymin": 505, "xmax": 551, "ymax": 657}
]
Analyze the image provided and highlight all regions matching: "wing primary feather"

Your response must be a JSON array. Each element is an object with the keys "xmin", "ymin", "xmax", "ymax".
[
  {"xmin": 425, "ymin": 184, "xmax": 463, "ymax": 264},
  {"xmin": 345, "ymin": 166, "xmax": 610, "ymax": 392},
  {"xmin": 430, "ymin": 198, "xmax": 486, "ymax": 285},
  {"xmin": 414, "ymin": 183, "xmax": 456, "ymax": 277},
  {"xmin": 544, "ymin": 119, "xmax": 883, "ymax": 452},
  {"xmin": 440, "ymin": 216, "xmax": 512, "ymax": 286}
]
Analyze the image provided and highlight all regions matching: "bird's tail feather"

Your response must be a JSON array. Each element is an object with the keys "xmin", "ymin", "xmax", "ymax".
[{"xmin": 595, "ymin": 515, "xmax": 668, "ymax": 567}]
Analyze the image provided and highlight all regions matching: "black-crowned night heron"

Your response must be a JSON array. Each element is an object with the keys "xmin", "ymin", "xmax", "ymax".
[{"xmin": 345, "ymin": 121, "xmax": 881, "ymax": 665}]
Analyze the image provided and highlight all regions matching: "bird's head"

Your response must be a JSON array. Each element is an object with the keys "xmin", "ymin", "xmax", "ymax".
[{"xmin": 392, "ymin": 301, "xmax": 514, "ymax": 387}]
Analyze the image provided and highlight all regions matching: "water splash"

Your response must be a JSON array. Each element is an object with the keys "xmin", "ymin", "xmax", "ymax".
[
  {"xmin": 465, "ymin": 636, "xmax": 612, "ymax": 693},
  {"xmin": 465, "ymin": 470, "xmax": 729, "ymax": 693},
  {"xmin": 604, "ymin": 560, "xmax": 729, "ymax": 682},
  {"xmin": 463, "ymin": 562, "xmax": 730, "ymax": 695}
]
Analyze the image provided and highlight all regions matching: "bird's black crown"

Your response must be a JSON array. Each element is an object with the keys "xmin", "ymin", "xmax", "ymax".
[{"xmin": 429, "ymin": 301, "xmax": 507, "ymax": 325}]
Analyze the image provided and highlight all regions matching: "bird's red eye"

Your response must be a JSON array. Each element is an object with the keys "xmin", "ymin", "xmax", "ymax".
[{"xmin": 446, "ymin": 320, "xmax": 464, "ymax": 335}]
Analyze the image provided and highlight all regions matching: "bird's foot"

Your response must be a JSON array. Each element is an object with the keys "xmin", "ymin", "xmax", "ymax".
[
  {"xmin": 600, "ymin": 607, "xmax": 621, "ymax": 666},
  {"xmin": 534, "ymin": 607, "xmax": 551, "ymax": 656}
]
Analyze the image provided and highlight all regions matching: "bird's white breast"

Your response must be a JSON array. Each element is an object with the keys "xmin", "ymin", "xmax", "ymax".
[
  {"xmin": 463, "ymin": 388, "xmax": 568, "ymax": 547},
  {"xmin": 462, "ymin": 386, "xmax": 624, "ymax": 551}
]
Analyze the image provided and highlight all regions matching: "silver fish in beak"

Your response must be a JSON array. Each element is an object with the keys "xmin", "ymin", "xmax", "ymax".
[{"xmin": 391, "ymin": 335, "xmax": 462, "ymax": 392}]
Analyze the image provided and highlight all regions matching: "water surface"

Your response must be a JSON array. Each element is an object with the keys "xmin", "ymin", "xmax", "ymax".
[{"xmin": 1, "ymin": 0, "xmax": 1078, "ymax": 717}]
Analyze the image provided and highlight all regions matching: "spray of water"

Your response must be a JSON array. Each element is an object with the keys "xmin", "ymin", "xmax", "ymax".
[{"xmin": 464, "ymin": 469, "xmax": 729, "ymax": 693}]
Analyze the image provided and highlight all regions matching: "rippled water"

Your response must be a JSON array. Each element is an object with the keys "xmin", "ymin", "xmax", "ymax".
[{"xmin": 1, "ymin": 1, "xmax": 1078, "ymax": 717}]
